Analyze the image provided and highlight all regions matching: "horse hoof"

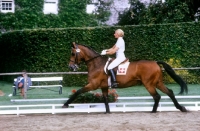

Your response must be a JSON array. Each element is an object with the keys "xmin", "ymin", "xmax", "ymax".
[
  {"xmin": 62, "ymin": 105, "xmax": 68, "ymax": 108},
  {"xmin": 151, "ymin": 110, "xmax": 157, "ymax": 113},
  {"xmin": 181, "ymin": 106, "xmax": 187, "ymax": 112}
]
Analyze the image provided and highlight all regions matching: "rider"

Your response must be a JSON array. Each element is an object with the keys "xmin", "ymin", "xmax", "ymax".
[{"xmin": 101, "ymin": 29, "xmax": 126, "ymax": 88}]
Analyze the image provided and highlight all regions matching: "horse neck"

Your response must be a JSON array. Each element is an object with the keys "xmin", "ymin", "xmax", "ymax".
[
  {"xmin": 80, "ymin": 45, "xmax": 106, "ymax": 71},
  {"xmin": 86, "ymin": 57, "xmax": 106, "ymax": 72}
]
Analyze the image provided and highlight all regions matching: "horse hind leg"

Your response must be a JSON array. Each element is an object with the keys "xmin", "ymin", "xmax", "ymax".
[
  {"xmin": 166, "ymin": 88, "xmax": 187, "ymax": 112},
  {"xmin": 157, "ymin": 82, "xmax": 187, "ymax": 112}
]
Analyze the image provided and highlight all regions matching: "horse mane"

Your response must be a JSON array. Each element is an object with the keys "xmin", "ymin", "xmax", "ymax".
[{"xmin": 76, "ymin": 43, "xmax": 100, "ymax": 54}]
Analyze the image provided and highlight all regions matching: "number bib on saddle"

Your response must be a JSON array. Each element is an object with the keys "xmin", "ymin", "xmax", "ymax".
[{"xmin": 117, "ymin": 62, "xmax": 130, "ymax": 75}]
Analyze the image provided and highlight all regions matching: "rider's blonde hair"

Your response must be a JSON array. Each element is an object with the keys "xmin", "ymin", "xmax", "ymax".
[{"xmin": 116, "ymin": 29, "xmax": 124, "ymax": 37}]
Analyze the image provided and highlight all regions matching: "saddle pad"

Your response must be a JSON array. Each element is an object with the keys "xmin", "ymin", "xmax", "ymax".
[
  {"xmin": 117, "ymin": 62, "xmax": 130, "ymax": 75},
  {"xmin": 104, "ymin": 58, "xmax": 112, "ymax": 74}
]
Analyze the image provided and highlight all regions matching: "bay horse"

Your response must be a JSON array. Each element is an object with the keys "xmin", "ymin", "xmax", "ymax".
[{"xmin": 62, "ymin": 42, "xmax": 188, "ymax": 113}]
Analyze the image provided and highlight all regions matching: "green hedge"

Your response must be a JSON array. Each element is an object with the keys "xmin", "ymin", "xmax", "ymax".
[{"xmin": 0, "ymin": 22, "xmax": 200, "ymax": 85}]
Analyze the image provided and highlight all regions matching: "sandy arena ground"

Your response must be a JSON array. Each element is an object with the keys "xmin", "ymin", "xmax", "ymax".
[{"xmin": 0, "ymin": 111, "xmax": 200, "ymax": 131}]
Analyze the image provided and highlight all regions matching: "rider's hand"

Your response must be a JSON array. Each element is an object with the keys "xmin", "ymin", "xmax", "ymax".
[{"xmin": 101, "ymin": 50, "xmax": 107, "ymax": 55}]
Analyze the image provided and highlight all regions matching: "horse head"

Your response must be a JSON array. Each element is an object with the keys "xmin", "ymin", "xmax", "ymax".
[
  {"xmin": 68, "ymin": 42, "xmax": 102, "ymax": 71},
  {"xmin": 68, "ymin": 42, "xmax": 82, "ymax": 71}
]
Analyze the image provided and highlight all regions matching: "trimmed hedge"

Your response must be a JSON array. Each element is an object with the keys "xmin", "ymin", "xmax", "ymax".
[{"xmin": 0, "ymin": 22, "xmax": 200, "ymax": 85}]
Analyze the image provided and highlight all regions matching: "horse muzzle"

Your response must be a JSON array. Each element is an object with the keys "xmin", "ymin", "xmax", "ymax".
[{"xmin": 69, "ymin": 64, "xmax": 79, "ymax": 71}]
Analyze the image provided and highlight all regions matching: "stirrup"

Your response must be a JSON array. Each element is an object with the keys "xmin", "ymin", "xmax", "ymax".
[{"xmin": 111, "ymin": 82, "xmax": 118, "ymax": 88}]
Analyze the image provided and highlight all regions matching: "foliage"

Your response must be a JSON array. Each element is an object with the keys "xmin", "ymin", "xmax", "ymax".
[
  {"xmin": 92, "ymin": 0, "xmax": 112, "ymax": 25},
  {"xmin": 0, "ymin": 0, "xmax": 115, "ymax": 32},
  {"xmin": 118, "ymin": 0, "xmax": 146, "ymax": 25},
  {"xmin": 69, "ymin": 89, "xmax": 118, "ymax": 103},
  {"xmin": 143, "ymin": 0, "xmax": 191, "ymax": 24},
  {"xmin": 58, "ymin": 0, "xmax": 97, "ymax": 27},
  {"xmin": 0, "ymin": 0, "xmax": 99, "ymax": 32},
  {"xmin": 174, "ymin": 0, "xmax": 200, "ymax": 20},
  {"xmin": 0, "ymin": 22, "xmax": 200, "ymax": 85},
  {"xmin": 118, "ymin": 0, "xmax": 195, "ymax": 25}
]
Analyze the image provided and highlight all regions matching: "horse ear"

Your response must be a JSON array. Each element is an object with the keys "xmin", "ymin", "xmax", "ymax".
[
  {"xmin": 73, "ymin": 42, "xmax": 76, "ymax": 47},
  {"xmin": 71, "ymin": 42, "xmax": 76, "ymax": 48}
]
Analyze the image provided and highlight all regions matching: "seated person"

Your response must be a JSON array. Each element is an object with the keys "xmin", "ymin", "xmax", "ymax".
[{"xmin": 14, "ymin": 70, "xmax": 32, "ymax": 97}]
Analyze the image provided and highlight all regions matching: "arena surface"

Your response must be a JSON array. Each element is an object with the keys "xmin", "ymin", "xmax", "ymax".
[{"xmin": 0, "ymin": 111, "xmax": 200, "ymax": 131}]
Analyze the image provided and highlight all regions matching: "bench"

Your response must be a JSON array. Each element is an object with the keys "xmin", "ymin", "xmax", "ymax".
[{"xmin": 13, "ymin": 77, "xmax": 63, "ymax": 96}]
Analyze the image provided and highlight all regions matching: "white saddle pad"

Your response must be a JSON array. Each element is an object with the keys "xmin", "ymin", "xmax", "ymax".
[
  {"xmin": 104, "ymin": 58, "xmax": 130, "ymax": 87},
  {"xmin": 117, "ymin": 62, "xmax": 130, "ymax": 75}
]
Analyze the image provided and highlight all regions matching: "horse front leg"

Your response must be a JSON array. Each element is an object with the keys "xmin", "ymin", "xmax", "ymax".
[
  {"xmin": 102, "ymin": 88, "xmax": 110, "ymax": 114},
  {"xmin": 62, "ymin": 88, "xmax": 83, "ymax": 108}
]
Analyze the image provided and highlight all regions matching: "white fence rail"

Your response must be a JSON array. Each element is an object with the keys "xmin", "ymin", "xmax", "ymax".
[
  {"xmin": 0, "ymin": 102, "xmax": 200, "ymax": 115},
  {"xmin": 1, "ymin": 96, "xmax": 200, "ymax": 115}
]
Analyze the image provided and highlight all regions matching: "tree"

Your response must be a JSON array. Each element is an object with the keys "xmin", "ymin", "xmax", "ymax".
[
  {"xmin": 90, "ymin": 0, "xmax": 113, "ymax": 26},
  {"xmin": 118, "ymin": 0, "xmax": 146, "ymax": 25},
  {"xmin": 142, "ymin": 0, "xmax": 192, "ymax": 24},
  {"xmin": 177, "ymin": 0, "xmax": 200, "ymax": 20},
  {"xmin": 117, "ymin": 0, "xmax": 196, "ymax": 25}
]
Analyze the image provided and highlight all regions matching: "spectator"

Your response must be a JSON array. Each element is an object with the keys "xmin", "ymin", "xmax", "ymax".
[{"xmin": 14, "ymin": 70, "xmax": 32, "ymax": 97}]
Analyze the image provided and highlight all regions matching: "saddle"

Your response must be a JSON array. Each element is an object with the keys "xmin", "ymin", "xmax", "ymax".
[{"xmin": 106, "ymin": 58, "xmax": 129, "ymax": 73}]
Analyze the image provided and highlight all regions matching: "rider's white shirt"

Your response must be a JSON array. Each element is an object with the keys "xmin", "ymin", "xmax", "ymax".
[{"xmin": 115, "ymin": 37, "xmax": 126, "ymax": 59}]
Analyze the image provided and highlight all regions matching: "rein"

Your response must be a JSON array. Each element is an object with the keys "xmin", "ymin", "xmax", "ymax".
[
  {"xmin": 85, "ymin": 55, "xmax": 102, "ymax": 64},
  {"xmin": 70, "ymin": 55, "xmax": 102, "ymax": 64}
]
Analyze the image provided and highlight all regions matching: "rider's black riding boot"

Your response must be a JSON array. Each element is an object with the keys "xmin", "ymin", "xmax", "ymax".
[{"xmin": 108, "ymin": 69, "xmax": 118, "ymax": 88}]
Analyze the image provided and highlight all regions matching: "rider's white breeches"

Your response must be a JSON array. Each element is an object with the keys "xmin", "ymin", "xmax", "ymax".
[{"xmin": 107, "ymin": 57, "xmax": 126, "ymax": 70}]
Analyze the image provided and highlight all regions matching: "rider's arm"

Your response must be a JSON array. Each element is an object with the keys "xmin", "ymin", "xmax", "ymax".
[{"xmin": 106, "ymin": 45, "xmax": 119, "ymax": 55}]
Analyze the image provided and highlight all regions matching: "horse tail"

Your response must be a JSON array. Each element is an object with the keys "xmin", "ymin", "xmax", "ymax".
[{"xmin": 157, "ymin": 61, "xmax": 188, "ymax": 94}]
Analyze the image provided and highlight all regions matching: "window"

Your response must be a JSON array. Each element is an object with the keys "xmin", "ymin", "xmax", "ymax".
[
  {"xmin": 43, "ymin": 0, "xmax": 58, "ymax": 14},
  {"xmin": 0, "ymin": 0, "xmax": 15, "ymax": 13}
]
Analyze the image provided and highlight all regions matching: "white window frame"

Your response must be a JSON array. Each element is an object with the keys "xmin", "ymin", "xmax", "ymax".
[
  {"xmin": 0, "ymin": 0, "xmax": 15, "ymax": 13},
  {"xmin": 43, "ymin": 0, "xmax": 58, "ymax": 14}
]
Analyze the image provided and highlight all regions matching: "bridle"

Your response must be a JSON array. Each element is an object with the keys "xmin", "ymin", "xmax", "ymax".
[
  {"xmin": 70, "ymin": 44, "xmax": 101, "ymax": 66},
  {"xmin": 70, "ymin": 44, "xmax": 80, "ymax": 65}
]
